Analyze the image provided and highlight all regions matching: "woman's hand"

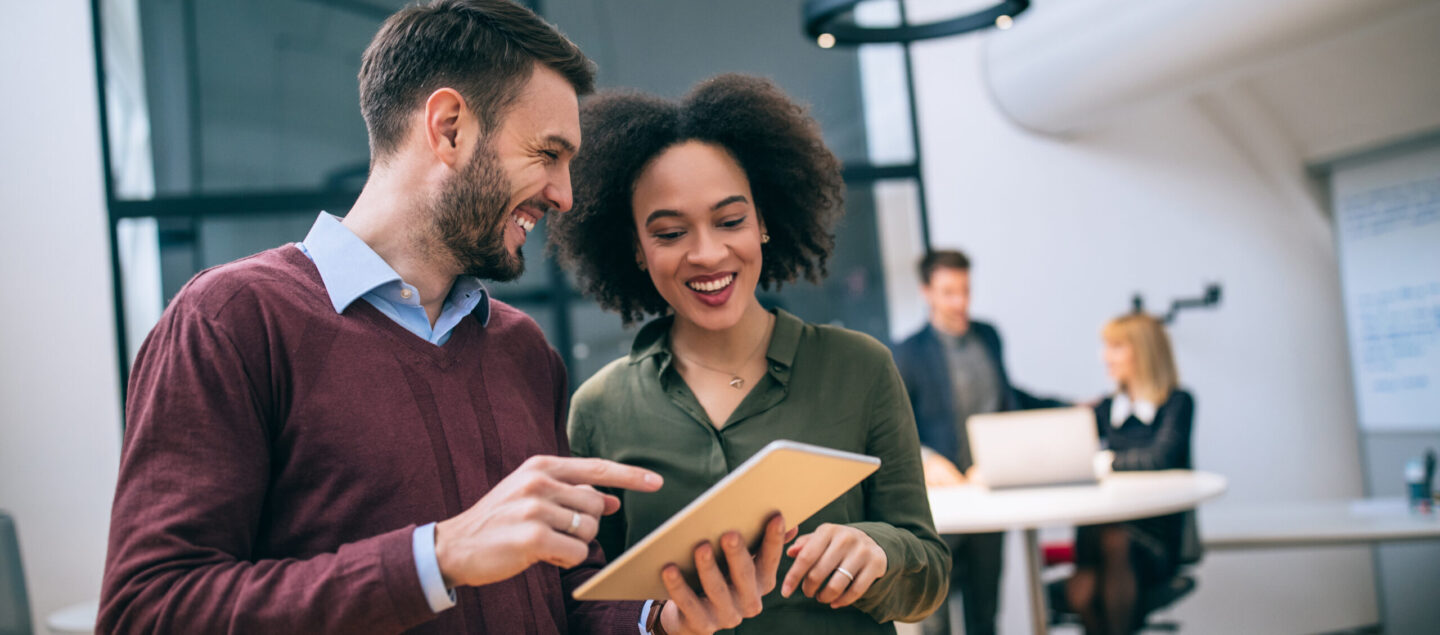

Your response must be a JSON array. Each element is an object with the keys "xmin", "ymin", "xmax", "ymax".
[
  {"xmin": 658, "ymin": 515, "xmax": 793, "ymax": 634},
  {"xmin": 780, "ymin": 523, "xmax": 887, "ymax": 609},
  {"xmin": 1093, "ymin": 449, "xmax": 1115, "ymax": 478}
]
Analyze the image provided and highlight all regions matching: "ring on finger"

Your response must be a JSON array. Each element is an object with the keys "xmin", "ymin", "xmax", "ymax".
[
  {"xmin": 834, "ymin": 566, "xmax": 855, "ymax": 583},
  {"xmin": 566, "ymin": 510, "xmax": 582, "ymax": 536}
]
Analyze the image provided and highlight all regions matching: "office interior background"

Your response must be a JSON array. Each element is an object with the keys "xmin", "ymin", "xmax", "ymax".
[{"xmin": 2, "ymin": 0, "xmax": 1438, "ymax": 633}]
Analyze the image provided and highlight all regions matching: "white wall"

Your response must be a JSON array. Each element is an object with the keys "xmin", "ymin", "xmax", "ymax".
[
  {"xmin": 0, "ymin": 2, "xmax": 124, "ymax": 632},
  {"xmin": 890, "ymin": 18, "xmax": 1380, "ymax": 635}
]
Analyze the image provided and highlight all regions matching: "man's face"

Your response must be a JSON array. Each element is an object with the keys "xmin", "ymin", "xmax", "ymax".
[
  {"xmin": 431, "ymin": 64, "xmax": 581, "ymax": 281},
  {"xmin": 922, "ymin": 266, "xmax": 971, "ymax": 335}
]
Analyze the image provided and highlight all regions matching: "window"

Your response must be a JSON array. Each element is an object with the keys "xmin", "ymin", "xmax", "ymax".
[{"xmin": 95, "ymin": 0, "xmax": 923, "ymax": 395}]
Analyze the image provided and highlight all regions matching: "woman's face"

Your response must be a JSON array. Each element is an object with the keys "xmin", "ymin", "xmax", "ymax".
[
  {"xmin": 1103, "ymin": 335, "xmax": 1136, "ymax": 387},
  {"xmin": 631, "ymin": 141, "xmax": 765, "ymax": 332}
]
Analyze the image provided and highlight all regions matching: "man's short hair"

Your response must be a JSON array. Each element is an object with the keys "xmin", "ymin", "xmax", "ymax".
[
  {"xmin": 918, "ymin": 249, "xmax": 970, "ymax": 285},
  {"xmin": 359, "ymin": 0, "xmax": 595, "ymax": 160}
]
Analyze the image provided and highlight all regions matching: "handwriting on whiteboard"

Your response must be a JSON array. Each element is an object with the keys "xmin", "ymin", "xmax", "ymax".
[{"xmin": 1340, "ymin": 176, "xmax": 1440, "ymax": 241}]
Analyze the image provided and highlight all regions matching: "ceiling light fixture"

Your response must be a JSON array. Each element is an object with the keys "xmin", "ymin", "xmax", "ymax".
[{"xmin": 803, "ymin": 0, "xmax": 1029, "ymax": 45}]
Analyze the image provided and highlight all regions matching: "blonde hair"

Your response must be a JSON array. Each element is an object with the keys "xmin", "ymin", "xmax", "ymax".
[{"xmin": 1102, "ymin": 313, "xmax": 1178, "ymax": 404}]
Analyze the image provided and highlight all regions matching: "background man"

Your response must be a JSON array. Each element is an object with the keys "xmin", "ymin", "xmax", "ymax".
[
  {"xmin": 98, "ymin": 2, "xmax": 782, "ymax": 633},
  {"xmin": 893, "ymin": 249, "xmax": 1066, "ymax": 635}
]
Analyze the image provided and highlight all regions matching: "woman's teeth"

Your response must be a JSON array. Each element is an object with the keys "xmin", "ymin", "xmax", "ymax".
[
  {"xmin": 512, "ymin": 213, "xmax": 535, "ymax": 233},
  {"xmin": 687, "ymin": 274, "xmax": 735, "ymax": 293}
]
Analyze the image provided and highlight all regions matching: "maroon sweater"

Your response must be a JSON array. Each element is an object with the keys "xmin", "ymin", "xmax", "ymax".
[{"xmin": 100, "ymin": 246, "xmax": 641, "ymax": 634}]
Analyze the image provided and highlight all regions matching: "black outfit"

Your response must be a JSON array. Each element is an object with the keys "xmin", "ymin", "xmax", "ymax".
[
  {"xmin": 1076, "ymin": 390, "xmax": 1195, "ymax": 585},
  {"xmin": 893, "ymin": 322, "xmax": 1065, "ymax": 635}
]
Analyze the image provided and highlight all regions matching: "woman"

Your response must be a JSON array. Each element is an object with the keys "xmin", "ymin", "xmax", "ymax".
[
  {"xmin": 1067, "ymin": 313, "xmax": 1194, "ymax": 635},
  {"xmin": 549, "ymin": 74, "xmax": 949, "ymax": 634}
]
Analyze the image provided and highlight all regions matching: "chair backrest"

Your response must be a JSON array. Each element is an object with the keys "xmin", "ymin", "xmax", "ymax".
[
  {"xmin": 0, "ymin": 511, "xmax": 34, "ymax": 635},
  {"xmin": 1177, "ymin": 509, "xmax": 1203, "ymax": 566}
]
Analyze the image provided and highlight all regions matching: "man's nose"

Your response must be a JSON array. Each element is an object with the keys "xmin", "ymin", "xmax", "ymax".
[{"xmin": 545, "ymin": 169, "xmax": 573, "ymax": 213}]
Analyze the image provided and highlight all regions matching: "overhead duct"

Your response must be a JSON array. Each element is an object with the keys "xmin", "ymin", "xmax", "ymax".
[{"xmin": 982, "ymin": 0, "xmax": 1430, "ymax": 136}]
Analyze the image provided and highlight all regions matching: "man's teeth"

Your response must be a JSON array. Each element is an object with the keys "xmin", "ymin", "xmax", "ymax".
[
  {"xmin": 512, "ymin": 213, "xmax": 535, "ymax": 233},
  {"xmin": 687, "ymin": 274, "xmax": 735, "ymax": 293}
]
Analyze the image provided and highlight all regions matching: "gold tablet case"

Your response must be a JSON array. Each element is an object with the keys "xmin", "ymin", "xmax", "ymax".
[{"xmin": 572, "ymin": 440, "xmax": 881, "ymax": 601}]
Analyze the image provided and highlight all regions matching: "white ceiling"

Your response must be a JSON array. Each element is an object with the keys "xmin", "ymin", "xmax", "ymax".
[
  {"xmin": 1237, "ymin": 2, "xmax": 1440, "ymax": 163},
  {"xmin": 982, "ymin": 0, "xmax": 1440, "ymax": 162}
]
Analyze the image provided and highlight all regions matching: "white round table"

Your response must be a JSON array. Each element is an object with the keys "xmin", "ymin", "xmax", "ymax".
[{"xmin": 927, "ymin": 470, "xmax": 1227, "ymax": 635}]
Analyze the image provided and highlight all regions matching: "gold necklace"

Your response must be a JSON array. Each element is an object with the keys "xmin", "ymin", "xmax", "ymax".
[{"xmin": 673, "ymin": 315, "xmax": 774, "ymax": 390}]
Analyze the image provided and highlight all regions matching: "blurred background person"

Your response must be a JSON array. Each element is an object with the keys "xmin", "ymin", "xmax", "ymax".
[
  {"xmin": 893, "ymin": 249, "xmax": 1066, "ymax": 635},
  {"xmin": 1067, "ymin": 313, "xmax": 1195, "ymax": 635}
]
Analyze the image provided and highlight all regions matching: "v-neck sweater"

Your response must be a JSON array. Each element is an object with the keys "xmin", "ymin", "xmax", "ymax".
[{"xmin": 100, "ymin": 245, "xmax": 640, "ymax": 634}]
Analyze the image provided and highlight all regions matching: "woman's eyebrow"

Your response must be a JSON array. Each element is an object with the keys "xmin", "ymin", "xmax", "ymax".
[
  {"xmin": 711, "ymin": 195, "xmax": 748, "ymax": 210},
  {"xmin": 644, "ymin": 209, "xmax": 682, "ymax": 225}
]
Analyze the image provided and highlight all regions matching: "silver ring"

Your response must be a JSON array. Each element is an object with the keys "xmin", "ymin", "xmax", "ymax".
[
  {"xmin": 566, "ymin": 511, "xmax": 582, "ymax": 535},
  {"xmin": 834, "ymin": 567, "xmax": 855, "ymax": 582}
]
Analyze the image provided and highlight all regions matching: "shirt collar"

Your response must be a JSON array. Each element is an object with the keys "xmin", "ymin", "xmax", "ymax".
[
  {"xmin": 1110, "ymin": 392, "xmax": 1158, "ymax": 427},
  {"xmin": 299, "ymin": 212, "xmax": 490, "ymax": 325},
  {"xmin": 628, "ymin": 308, "xmax": 803, "ymax": 385},
  {"xmin": 447, "ymin": 276, "xmax": 492, "ymax": 327}
]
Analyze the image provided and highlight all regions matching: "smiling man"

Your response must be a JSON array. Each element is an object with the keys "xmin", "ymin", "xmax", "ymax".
[{"xmin": 97, "ymin": 2, "xmax": 783, "ymax": 634}]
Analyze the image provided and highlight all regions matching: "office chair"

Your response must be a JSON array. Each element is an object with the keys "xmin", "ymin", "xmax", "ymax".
[
  {"xmin": 0, "ymin": 511, "xmax": 34, "ymax": 635},
  {"xmin": 1046, "ymin": 511, "xmax": 1203, "ymax": 632}
]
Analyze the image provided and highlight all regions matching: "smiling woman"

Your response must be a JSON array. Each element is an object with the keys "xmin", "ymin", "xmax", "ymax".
[
  {"xmin": 549, "ymin": 74, "xmax": 843, "ymax": 326},
  {"xmin": 548, "ymin": 74, "xmax": 949, "ymax": 634}
]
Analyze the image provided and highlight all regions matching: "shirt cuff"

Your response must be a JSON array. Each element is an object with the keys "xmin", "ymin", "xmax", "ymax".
[
  {"xmin": 412, "ymin": 522, "xmax": 457, "ymax": 613},
  {"xmin": 638, "ymin": 599, "xmax": 657, "ymax": 634}
]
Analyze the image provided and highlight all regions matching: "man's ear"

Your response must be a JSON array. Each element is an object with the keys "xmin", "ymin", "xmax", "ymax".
[{"xmin": 423, "ymin": 87, "xmax": 468, "ymax": 168}]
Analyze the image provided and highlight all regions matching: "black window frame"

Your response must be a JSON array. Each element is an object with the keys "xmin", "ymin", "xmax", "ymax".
[{"xmin": 89, "ymin": 0, "xmax": 931, "ymax": 404}]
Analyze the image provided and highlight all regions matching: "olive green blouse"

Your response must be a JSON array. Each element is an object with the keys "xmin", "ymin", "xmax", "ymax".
[{"xmin": 568, "ymin": 309, "xmax": 950, "ymax": 633}]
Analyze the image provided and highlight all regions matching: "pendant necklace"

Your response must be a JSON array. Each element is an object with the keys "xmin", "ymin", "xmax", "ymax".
[{"xmin": 674, "ymin": 315, "xmax": 774, "ymax": 390}]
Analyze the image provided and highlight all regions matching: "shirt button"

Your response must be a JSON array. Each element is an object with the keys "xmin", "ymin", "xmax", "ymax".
[{"xmin": 401, "ymin": 288, "xmax": 413, "ymax": 299}]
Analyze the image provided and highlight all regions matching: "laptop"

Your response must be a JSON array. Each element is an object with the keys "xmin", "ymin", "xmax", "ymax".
[{"xmin": 966, "ymin": 406, "xmax": 1101, "ymax": 488}]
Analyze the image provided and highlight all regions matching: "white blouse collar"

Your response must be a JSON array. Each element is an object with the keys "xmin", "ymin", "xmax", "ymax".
[{"xmin": 1110, "ymin": 392, "xmax": 1157, "ymax": 427}]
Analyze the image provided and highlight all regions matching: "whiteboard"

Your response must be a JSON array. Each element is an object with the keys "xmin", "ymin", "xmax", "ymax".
[{"xmin": 1332, "ymin": 142, "xmax": 1440, "ymax": 431}]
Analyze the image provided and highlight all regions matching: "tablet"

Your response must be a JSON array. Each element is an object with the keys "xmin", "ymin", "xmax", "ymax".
[{"xmin": 571, "ymin": 440, "xmax": 880, "ymax": 601}]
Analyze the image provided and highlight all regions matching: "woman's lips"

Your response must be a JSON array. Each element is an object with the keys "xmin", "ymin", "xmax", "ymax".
[
  {"xmin": 686, "ymin": 272, "xmax": 737, "ymax": 307},
  {"xmin": 686, "ymin": 273, "xmax": 735, "ymax": 293}
]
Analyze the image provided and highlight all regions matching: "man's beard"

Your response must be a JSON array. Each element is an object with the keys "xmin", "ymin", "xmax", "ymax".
[{"xmin": 430, "ymin": 141, "xmax": 525, "ymax": 282}]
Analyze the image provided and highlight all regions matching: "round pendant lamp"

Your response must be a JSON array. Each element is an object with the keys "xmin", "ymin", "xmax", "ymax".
[{"xmin": 804, "ymin": 0, "xmax": 1029, "ymax": 45}]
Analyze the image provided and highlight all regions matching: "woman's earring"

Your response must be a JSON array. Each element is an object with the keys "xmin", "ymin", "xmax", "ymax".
[
  {"xmin": 761, "ymin": 233, "xmax": 770, "ymax": 244},
  {"xmin": 637, "ymin": 260, "xmax": 647, "ymax": 271}
]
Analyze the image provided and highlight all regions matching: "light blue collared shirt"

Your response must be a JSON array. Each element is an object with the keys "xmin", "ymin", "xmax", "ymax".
[
  {"xmin": 297, "ymin": 212, "xmax": 490, "ymax": 344},
  {"xmin": 297, "ymin": 212, "xmax": 490, "ymax": 614}
]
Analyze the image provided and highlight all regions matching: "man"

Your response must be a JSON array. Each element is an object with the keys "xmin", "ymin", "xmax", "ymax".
[
  {"xmin": 98, "ymin": 2, "xmax": 784, "ymax": 633},
  {"xmin": 893, "ymin": 250, "xmax": 1065, "ymax": 635}
]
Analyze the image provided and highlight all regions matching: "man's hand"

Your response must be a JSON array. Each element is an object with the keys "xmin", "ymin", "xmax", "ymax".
[
  {"xmin": 434, "ymin": 455, "xmax": 662, "ymax": 588},
  {"xmin": 780, "ymin": 523, "xmax": 887, "ymax": 609},
  {"xmin": 658, "ymin": 514, "xmax": 792, "ymax": 635},
  {"xmin": 922, "ymin": 452, "xmax": 966, "ymax": 487}
]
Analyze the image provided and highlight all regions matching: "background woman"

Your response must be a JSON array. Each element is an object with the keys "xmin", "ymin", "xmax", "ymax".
[
  {"xmin": 1067, "ymin": 313, "xmax": 1195, "ymax": 635},
  {"xmin": 549, "ymin": 74, "xmax": 949, "ymax": 634}
]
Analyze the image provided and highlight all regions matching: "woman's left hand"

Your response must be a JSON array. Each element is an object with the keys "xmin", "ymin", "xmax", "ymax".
[{"xmin": 779, "ymin": 523, "xmax": 887, "ymax": 609}]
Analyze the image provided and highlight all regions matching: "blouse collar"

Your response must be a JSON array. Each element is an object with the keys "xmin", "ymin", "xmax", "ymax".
[{"xmin": 1110, "ymin": 392, "xmax": 1158, "ymax": 427}]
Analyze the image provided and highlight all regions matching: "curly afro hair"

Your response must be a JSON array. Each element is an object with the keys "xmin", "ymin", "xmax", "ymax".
[{"xmin": 547, "ymin": 73, "xmax": 845, "ymax": 325}]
